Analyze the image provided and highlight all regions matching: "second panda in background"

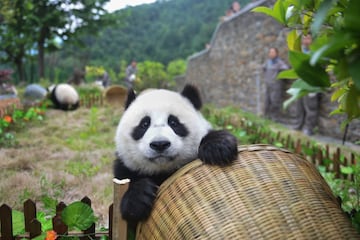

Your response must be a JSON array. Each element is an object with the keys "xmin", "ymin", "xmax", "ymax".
[
  {"xmin": 48, "ymin": 83, "xmax": 80, "ymax": 111},
  {"xmin": 114, "ymin": 84, "xmax": 238, "ymax": 228}
]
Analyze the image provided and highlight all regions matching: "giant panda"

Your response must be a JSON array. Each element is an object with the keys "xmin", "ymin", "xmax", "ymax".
[
  {"xmin": 48, "ymin": 83, "xmax": 79, "ymax": 111},
  {"xmin": 114, "ymin": 84, "xmax": 238, "ymax": 228}
]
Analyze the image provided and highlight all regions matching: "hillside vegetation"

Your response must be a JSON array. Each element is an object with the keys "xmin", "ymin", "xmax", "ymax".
[{"xmin": 57, "ymin": 0, "xmax": 250, "ymax": 77}]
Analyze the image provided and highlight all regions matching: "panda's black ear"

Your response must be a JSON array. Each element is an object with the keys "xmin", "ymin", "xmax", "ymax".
[
  {"xmin": 181, "ymin": 84, "xmax": 202, "ymax": 110},
  {"xmin": 125, "ymin": 88, "xmax": 136, "ymax": 110}
]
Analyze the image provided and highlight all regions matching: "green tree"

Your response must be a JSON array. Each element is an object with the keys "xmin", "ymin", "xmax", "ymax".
[
  {"xmin": 0, "ymin": 0, "xmax": 114, "ymax": 82},
  {"xmin": 29, "ymin": 0, "xmax": 113, "ymax": 79},
  {"xmin": 167, "ymin": 59, "xmax": 187, "ymax": 81},
  {"xmin": 0, "ymin": 0, "xmax": 14, "ymax": 24},
  {"xmin": 0, "ymin": 0, "xmax": 34, "ymax": 81},
  {"xmin": 253, "ymin": 0, "xmax": 360, "ymax": 125},
  {"xmin": 137, "ymin": 61, "xmax": 168, "ymax": 90},
  {"xmin": 59, "ymin": 0, "xmax": 251, "ymax": 68}
]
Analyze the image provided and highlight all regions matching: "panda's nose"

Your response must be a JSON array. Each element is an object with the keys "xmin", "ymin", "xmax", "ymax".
[{"xmin": 150, "ymin": 141, "xmax": 171, "ymax": 152}]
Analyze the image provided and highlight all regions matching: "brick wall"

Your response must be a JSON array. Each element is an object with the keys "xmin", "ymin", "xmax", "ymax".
[{"xmin": 181, "ymin": 0, "xmax": 360, "ymax": 142}]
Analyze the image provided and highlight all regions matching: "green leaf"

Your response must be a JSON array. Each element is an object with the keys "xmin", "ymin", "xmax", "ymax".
[
  {"xmin": 340, "ymin": 166, "xmax": 354, "ymax": 175},
  {"xmin": 12, "ymin": 210, "xmax": 25, "ymax": 235},
  {"xmin": 345, "ymin": 85, "xmax": 360, "ymax": 119},
  {"xmin": 61, "ymin": 201, "xmax": 96, "ymax": 230},
  {"xmin": 252, "ymin": 0, "xmax": 286, "ymax": 25},
  {"xmin": 252, "ymin": 6, "xmax": 274, "ymax": 16},
  {"xmin": 348, "ymin": 57, "xmax": 360, "ymax": 91},
  {"xmin": 37, "ymin": 211, "xmax": 53, "ymax": 232},
  {"xmin": 331, "ymin": 87, "xmax": 347, "ymax": 102},
  {"xmin": 291, "ymin": 78, "xmax": 323, "ymax": 92},
  {"xmin": 287, "ymin": 29, "xmax": 301, "ymax": 51},
  {"xmin": 311, "ymin": 0, "xmax": 335, "ymax": 35},
  {"xmin": 277, "ymin": 69, "xmax": 298, "ymax": 79},
  {"xmin": 273, "ymin": 0, "xmax": 286, "ymax": 24},
  {"xmin": 310, "ymin": 33, "xmax": 353, "ymax": 65},
  {"xmin": 289, "ymin": 51, "xmax": 330, "ymax": 87},
  {"xmin": 283, "ymin": 86, "xmax": 308, "ymax": 109},
  {"xmin": 344, "ymin": 0, "xmax": 360, "ymax": 32}
]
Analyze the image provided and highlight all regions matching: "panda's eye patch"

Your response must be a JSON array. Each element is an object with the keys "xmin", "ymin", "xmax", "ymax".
[
  {"xmin": 168, "ymin": 115, "xmax": 179, "ymax": 127},
  {"xmin": 168, "ymin": 114, "xmax": 188, "ymax": 137},
  {"xmin": 132, "ymin": 116, "xmax": 151, "ymax": 140},
  {"xmin": 140, "ymin": 116, "xmax": 151, "ymax": 129}
]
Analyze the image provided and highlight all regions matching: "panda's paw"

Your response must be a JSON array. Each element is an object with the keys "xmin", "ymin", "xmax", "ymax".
[
  {"xmin": 199, "ymin": 130, "xmax": 238, "ymax": 166},
  {"xmin": 120, "ymin": 178, "xmax": 158, "ymax": 222}
]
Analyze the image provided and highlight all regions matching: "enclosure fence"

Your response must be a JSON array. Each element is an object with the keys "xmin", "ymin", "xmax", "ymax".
[{"xmin": 0, "ymin": 180, "xmax": 129, "ymax": 240}]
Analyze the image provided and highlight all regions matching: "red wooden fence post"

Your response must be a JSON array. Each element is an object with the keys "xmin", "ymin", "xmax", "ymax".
[
  {"xmin": 295, "ymin": 139, "xmax": 302, "ymax": 154},
  {"xmin": 276, "ymin": 132, "xmax": 280, "ymax": 141},
  {"xmin": 317, "ymin": 149, "xmax": 323, "ymax": 167},
  {"xmin": 325, "ymin": 145, "xmax": 330, "ymax": 172},
  {"xmin": 333, "ymin": 148, "xmax": 341, "ymax": 179},
  {"xmin": 351, "ymin": 153, "xmax": 356, "ymax": 181},
  {"xmin": 52, "ymin": 202, "xmax": 68, "ymax": 236},
  {"xmin": 24, "ymin": 199, "xmax": 41, "ymax": 238},
  {"xmin": 24, "ymin": 199, "xmax": 36, "ymax": 232},
  {"xmin": 285, "ymin": 134, "xmax": 290, "ymax": 149},
  {"xmin": 0, "ymin": 204, "xmax": 14, "ymax": 240},
  {"xmin": 109, "ymin": 204, "xmax": 113, "ymax": 239}
]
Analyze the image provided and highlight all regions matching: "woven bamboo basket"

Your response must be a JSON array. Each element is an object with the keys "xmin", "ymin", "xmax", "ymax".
[
  {"xmin": 103, "ymin": 85, "xmax": 127, "ymax": 106},
  {"xmin": 136, "ymin": 144, "xmax": 359, "ymax": 240}
]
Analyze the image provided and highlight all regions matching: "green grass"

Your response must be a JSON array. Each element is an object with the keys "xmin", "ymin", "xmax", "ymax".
[{"xmin": 0, "ymin": 105, "xmax": 122, "ymax": 225}]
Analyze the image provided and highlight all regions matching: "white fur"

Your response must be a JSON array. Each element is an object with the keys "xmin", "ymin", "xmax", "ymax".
[
  {"xmin": 54, "ymin": 83, "xmax": 79, "ymax": 104},
  {"xmin": 115, "ymin": 89, "xmax": 212, "ymax": 175}
]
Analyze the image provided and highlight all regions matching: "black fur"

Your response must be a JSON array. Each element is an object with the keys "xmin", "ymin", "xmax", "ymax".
[
  {"xmin": 120, "ymin": 178, "xmax": 158, "ymax": 222},
  {"xmin": 114, "ymin": 85, "xmax": 238, "ymax": 226},
  {"xmin": 198, "ymin": 130, "xmax": 238, "ymax": 166},
  {"xmin": 125, "ymin": 88, "xmax": 136, "ymax": 109},
  {"xmin": 131, "ymin": 116, "xmax": 151, "ymax": 140},
  {"xmin": 113, "ymin": 157, "xmax": 173, "ymax": 226},
  {"xmin": 181, "ymin": 84, "xmax": 202, "ymax": 110},
  {"xmin": 168, "ymin": 114, "xmax": 189, "ymax": 137}
]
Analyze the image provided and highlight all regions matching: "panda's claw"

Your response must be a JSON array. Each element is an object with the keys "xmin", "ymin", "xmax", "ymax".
[
  {"xmin": 198, "ymin": 130, "xmax": 238, "ymax": 166},
  {"xmin": 120, "ymin": 178, "xmax": 159, "ymax": 222}
]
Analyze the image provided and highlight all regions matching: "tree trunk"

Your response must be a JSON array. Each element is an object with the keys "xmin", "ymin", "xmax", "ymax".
[
  {"xmin": 15, "ymin": 57, "xmax": 25, "ymax": 82},
  {"xmin": 37, "ymin": 27, "xmax": 47, "ymax": 79},
  {"xmin": 38, "ymin": 41, "xmax": 45, "ymax": 79}
]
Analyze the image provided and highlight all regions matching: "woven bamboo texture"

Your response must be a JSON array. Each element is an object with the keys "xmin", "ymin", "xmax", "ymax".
[
  {"xmin": 136, "ymin": 144, "xmax": 359, "ymax": 240},
  {"xmin": 103, "ymin": 85, "xmax": 127, "ymax": 106}
]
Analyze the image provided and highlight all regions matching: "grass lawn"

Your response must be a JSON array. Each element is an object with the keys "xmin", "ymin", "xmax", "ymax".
[{"xmin": 0, "ymin": 105, "xmax": 122, "ymax": 226}]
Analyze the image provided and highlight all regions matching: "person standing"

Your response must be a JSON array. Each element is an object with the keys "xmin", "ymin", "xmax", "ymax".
[
  {"xmin": 125, "ymin": 60, "xmax": 137, "ymax": 89},
  {"xmin": 294, "ymin": 34, "xmax": 321, "ymax": 136},
  {"xmin": 232, "ymin": 1, "xmax": 241, "ymax": 13},
  {"xmin": 263, "ymin": 47, "xmax": 288, "ymax": 121}
]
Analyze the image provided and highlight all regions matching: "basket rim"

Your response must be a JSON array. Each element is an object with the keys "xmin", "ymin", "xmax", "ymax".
[{"xmin": 158, "ymin": 144, "xmax": 293, "ymax": 195}]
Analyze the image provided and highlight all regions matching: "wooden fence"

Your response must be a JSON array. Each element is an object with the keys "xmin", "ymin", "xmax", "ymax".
[
  {"xmin": 0, "ymin": 98, "xmax": 22, "ymax": 118},
  {"xmin": 0, "ymin": 94, "xmax": 104, "ymax": 118},
  {"xmin": 241, "ymin": 120, "xmax": 358, "ymax": 180},
  {"xmin": 0, "ymin": 180, "xmax": 129, "ymax": 240}
]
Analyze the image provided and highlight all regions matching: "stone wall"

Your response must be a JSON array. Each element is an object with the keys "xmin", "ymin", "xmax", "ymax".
[{"xmin": 182, "ymin": 0, "xmax": 360, "ymax": 142}]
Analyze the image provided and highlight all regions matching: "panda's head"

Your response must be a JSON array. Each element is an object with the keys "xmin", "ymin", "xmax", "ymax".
[{"xmin": 115, "ymin": 85, "xmax": 212, "ymax": 175}]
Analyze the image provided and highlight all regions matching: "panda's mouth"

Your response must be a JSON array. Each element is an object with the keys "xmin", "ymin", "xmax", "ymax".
[{"xmin": 148, "ymin": 154, "xmax": 176, "ymax": 163}]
